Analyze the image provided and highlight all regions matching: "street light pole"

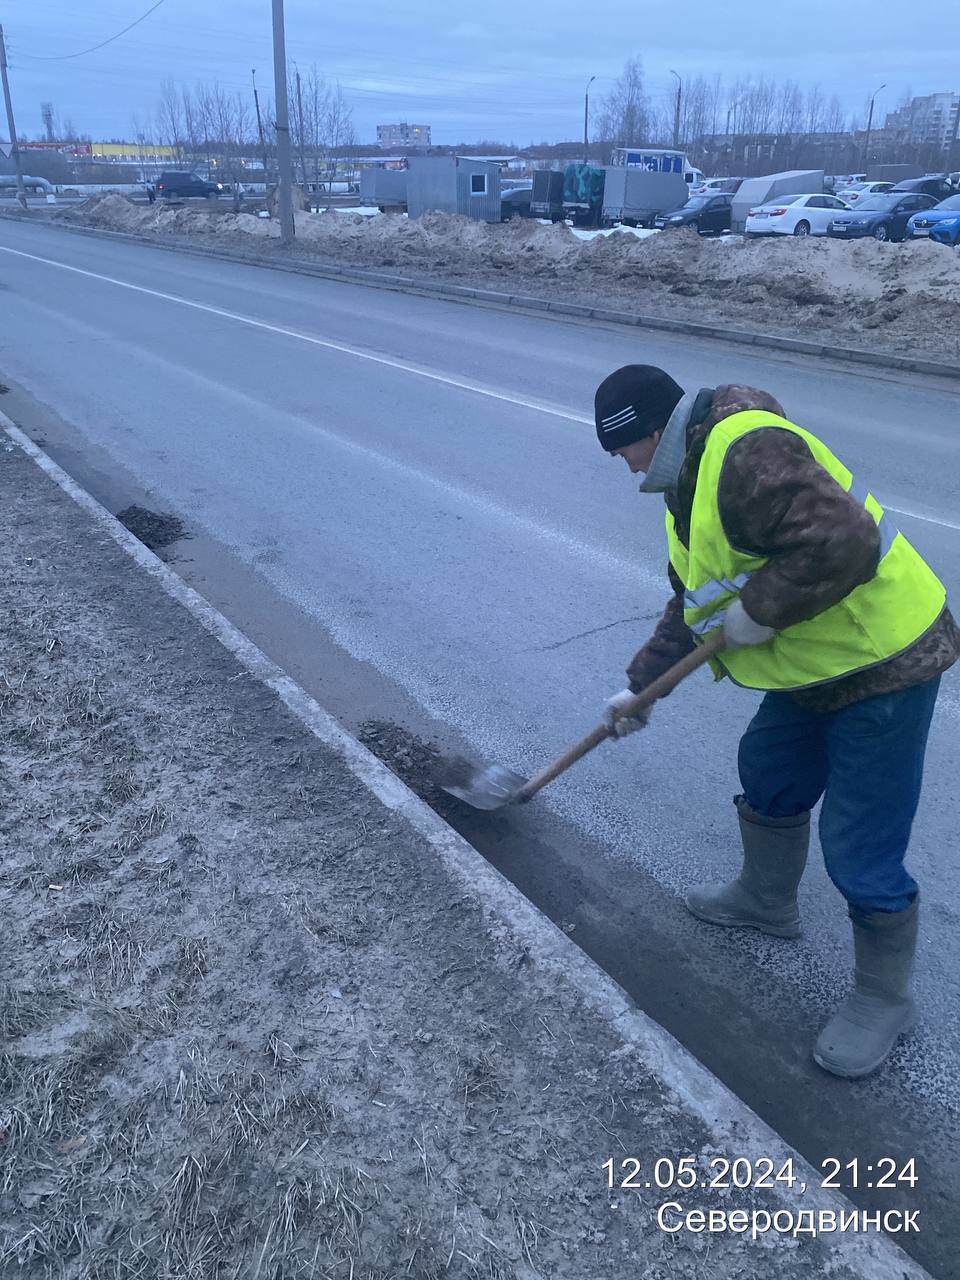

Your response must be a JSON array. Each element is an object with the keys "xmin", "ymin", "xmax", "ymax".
[
  {"xmin": 294, "ymin": 65, "xmax": 309, "ymax": 197},
  {"xmin": 270, "ymin": 0, "xmax": 295, "ymax": 246},
  {"xmin": 861, "ymin": 82, "xmax": 886, "ymax": 176},
  {"xmin": 0, "ymin": 25, "xmax": 27, "ymax": 211},
  {"xmin": 252, "ymin": 69, "xmax": 269, "ymax": 180},
  {"xmin": 584, "ymin": 75, "xmax": 596, "ymax": 163},
  {"xmin": 724, "ymin": 97, "xmax": 742, "ymax": 176},
  {"xmin": 670, "ymin": 70, "xmax": 682, "ymax": 150}
]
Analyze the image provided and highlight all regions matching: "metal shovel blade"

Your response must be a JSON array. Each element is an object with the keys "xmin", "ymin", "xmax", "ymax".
[{"xmin": 438, "ymin": 759, "xmax": 529, "ymax": 810}]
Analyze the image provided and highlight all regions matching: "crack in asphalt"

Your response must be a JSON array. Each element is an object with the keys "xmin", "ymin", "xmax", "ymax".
[{"xmin": 532, "ymin": 612, "xmax": 662, "ymax": 653}]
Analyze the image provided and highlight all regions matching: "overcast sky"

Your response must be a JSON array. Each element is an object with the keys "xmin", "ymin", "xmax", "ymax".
[{"xmin": 3, "ymin": 0, "xmax": 959, "ymax": 145}]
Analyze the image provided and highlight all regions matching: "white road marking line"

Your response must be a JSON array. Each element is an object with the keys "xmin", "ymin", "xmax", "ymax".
[
  {"xmin": 0, "ymin": 244, "xmax": 591, "ymax": 426},
  {"xmin": 884, "ymin": 502, "xmax": 960, "ymax": 534},
  {"xmin": 3, "ymin": 243, "xmax": 957, "ymax": 540}
]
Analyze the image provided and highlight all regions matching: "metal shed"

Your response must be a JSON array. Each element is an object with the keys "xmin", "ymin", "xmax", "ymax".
[
  {"xmin": 406, "ymin": 156, "xmax": 502, "ymax": 221},
  {"xmin": 731, "ymin": 170, "xmax": 824, "ymax": 234},
  {"xmin": 359, "ymin": 165, "xmax": 408, "ymax": 210}
]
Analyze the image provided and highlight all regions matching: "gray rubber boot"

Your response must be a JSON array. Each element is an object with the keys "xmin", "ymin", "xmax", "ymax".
[
  {"xmin": 684, "ymin": 797, "xmax": 809, "ymax": 939},
  {"xmin": 813, "ymin": 898, "xmax": 918, "ymax": 1080}
]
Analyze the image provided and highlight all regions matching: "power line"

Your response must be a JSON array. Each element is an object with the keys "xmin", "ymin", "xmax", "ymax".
[{"xmin": 17, "ymin": 0, "xmax": 167, "ymax": 61}]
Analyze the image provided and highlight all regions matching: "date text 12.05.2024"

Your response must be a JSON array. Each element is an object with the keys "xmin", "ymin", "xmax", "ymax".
[{"xmin": 602, "ymin": 1156, "xmax": 918, "ymax": 1194}]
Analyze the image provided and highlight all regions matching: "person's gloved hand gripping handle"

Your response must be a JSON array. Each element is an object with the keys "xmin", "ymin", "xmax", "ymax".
[
  {"xmin": 601, "ymin": 689, "xmax": 651, "ymax": 738},
  {"xmin": 722, "ymin": 598, "xmax": 776, "ymax": 649}
]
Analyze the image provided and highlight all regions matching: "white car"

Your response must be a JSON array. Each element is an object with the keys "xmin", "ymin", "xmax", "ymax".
[
  {"xmin": 745, "ymin": 193, "xmax": 852, "ymax": 237},
  {"xmin": 835, "ymin": 181, "xmax": 895, "ymax": 204},
  {"xmin": 690, "ymin": 176, "xmax": 741, "ymax": 196}
]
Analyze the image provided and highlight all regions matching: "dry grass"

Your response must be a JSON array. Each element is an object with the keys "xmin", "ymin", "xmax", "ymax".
[
  {"xmin": 61, "ymin": 905, "xmax": 147, "ymax": 991},
  {"xmin": 2, "ymin": 447, "xmax": 792, "ymax": 1280}
]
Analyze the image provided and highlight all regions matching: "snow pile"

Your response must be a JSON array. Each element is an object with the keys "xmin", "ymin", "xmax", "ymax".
[{"xmin": 56, "ymin": 195, "xmax": 960, "ymax": 357}]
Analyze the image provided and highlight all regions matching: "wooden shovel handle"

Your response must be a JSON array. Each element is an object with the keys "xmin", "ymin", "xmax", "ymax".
[{"xmin": 515, "ymin": 631, "xmax": 725, "ymax": 803}]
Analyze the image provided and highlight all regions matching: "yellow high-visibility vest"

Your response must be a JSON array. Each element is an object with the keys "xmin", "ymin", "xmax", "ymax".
[{"xmin": 665, "ymin": 410, "xmax": 947, "ymax": 691}]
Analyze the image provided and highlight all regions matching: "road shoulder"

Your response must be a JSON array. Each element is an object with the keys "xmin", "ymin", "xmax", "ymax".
[{"xmin": 0, "ymin": 419, "xmax": 927, "ymax": 1276}]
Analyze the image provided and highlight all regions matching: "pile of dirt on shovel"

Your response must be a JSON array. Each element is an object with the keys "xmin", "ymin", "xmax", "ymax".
[{"xmin": 51, "ymin": 193, "xmax": 960, "ymax": 362}]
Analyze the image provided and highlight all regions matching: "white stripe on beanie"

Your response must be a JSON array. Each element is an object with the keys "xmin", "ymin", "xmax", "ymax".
[{"xmin": 600, "ymin": 406, "xmax": 638, "ymax": 431}]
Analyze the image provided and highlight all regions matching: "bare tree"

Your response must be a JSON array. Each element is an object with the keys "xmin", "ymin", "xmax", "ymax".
[
  {"xmin": 181, "ymin": 87, "xmax": 201, "ymax": 165},
  {"xmin": 323, "ymin": 83, "xmax": 355, "ymax": 177},
  {"xmin": 680, "ymin": 75, "xmax": 713, "ymax": 153},
  {"xmin": 208, "ymin": 84, "xmax": 251, "ymax": 210},
  {"xmin": 823, "ymin": 94, "xmax": 845, "ymax": 135},
  {"xmin": 300, "ymin": 64, "xmax": 327, "ymax": 190},
  {"xmin": 130, "ymin": 111, "xmax": 155, "ymax": 177},
  {"xmin": 775, "ymin": 81, "xmax": 805, "ymax": 135},
  {"xmin": 804, "ymin": 85, "xmax": 825, "ymax": 136},
  {"xmin": 293, "ymin": 68, "xmax": 355, "ymax": 191},
  {"xmin": 195, "ymin": 83, "xmax": 217, "ymax": 171},
  {"xmin": 596, "ymin": 57, "xmax": 651, "ymax": 148},
  {"xmin": 157, "ymin": 78, "xmax": 185, "ymax": 162}
]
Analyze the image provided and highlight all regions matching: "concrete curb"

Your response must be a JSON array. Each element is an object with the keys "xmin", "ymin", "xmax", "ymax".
[
  {"xmin": 0, "ymin": 407, "xmax": 931, "ymax": 1278},
  {"xmin": 4, "ymin": 210, "xmax": 958, "ymax": 383}
]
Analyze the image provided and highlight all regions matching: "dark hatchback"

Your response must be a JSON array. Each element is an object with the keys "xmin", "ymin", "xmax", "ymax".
[
  {"xmin": 500, "ymin": 185, "xmax": 534, "ymax": 220},
  {"xmin": 653, "ymin": 193, "xmax": 733, "ymax": 234},
  {"xmin": 827, "ymin": 192, "xmax": 937, "ymax": 242},
  {"xmin": 155, "ymin": 171, "xmax": 224, "ymax": 200},
  {"xmin": 890, "ymin": 177, "xmax": 956, "ymax": 202}
]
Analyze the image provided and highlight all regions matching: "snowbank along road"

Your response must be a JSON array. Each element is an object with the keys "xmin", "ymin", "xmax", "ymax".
[{"xmin": 1, "ymin": 217, "xmax": 958, "ymax": 1275}]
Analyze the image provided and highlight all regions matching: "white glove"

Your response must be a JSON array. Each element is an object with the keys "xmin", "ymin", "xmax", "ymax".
[
  {"xmin": 723, "ymin": 599, "xmax": 776, "ymax": 649},
  {"xmin": 602, "ymin": 688, "xmax": 651, "ymax": 738}
]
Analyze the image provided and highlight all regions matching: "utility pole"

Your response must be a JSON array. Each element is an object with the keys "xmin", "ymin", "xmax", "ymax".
[
  {"xmin": 270, "ymin": 0, "xmax": 295, "ymax": 246},
  {"xmin": 251, "ymin": 69, "xmax": 269, "ymax": 181},
  {"xmin": 294, "ymin": 66, "xmax": 309, "ymax": 203},
  {"xmin": 861, "ymin": 82, "xmax": 886, "ymax": 176},
  {"xmin": 724, "ymin": 98, "xmax": 741, "ymax": 176},
  {"xmin": 670, "ymin": 70, "xmax": 682, "ymax": 150},
  {"xmin": 0, "ymin": 25, "xmax": 27, "ymax": 211},
  {"xmin": 583, "ymin": 75, "xmax": 596, "ymax": 163}
]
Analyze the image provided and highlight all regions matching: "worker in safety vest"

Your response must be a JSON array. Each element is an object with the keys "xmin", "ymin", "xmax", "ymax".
[{"xmin": 596, "ymin": 365, "xmax": 959, "ymax": 1079}]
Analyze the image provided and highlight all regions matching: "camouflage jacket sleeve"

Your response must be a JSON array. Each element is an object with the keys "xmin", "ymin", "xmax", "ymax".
[
  {"xmin": 719, "ymin": 428, "xmax": 881, "ymax": 630},
  {"xmin": 626, "ymin": 563, "xmax": 696, "ymax": 693}
]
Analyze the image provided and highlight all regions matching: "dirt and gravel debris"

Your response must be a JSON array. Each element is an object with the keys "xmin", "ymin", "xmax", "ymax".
[
  {"xmin": 115, "ymin": 503, "xmax": 189, "ymax": 552},
  {"xmin": 41, "ymin": 192, "xmax": 960, "ymax": 364},
  {"xmin": 0, "ymin": 434, "xmax": 914, "ymax": 1278}
]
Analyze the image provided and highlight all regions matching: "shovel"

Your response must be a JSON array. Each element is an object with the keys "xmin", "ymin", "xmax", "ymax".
[{"xmin": 440, "ymin": 630, "xmax": 725, "ymax": 810}]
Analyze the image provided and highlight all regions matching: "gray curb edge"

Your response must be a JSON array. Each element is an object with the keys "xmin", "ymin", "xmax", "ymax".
[
  {"xmin": 3, "ymin": 210, "xmax": 958, "ymax": 382},
  {"xmin": 0, "ymin": 414, "xmax": 930, "ymax": 1278}
]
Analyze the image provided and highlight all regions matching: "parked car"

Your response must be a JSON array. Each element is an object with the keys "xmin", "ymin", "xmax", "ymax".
[
  {"xmin": 155, "ymin": 171, "xmax": 224, "ymax": 200},
  {"xmin": 929, "ymin": 215, "xmax": 960, "ymax": 247},
  {"xmin": 744, "ymin": 193, "xmax": 851, "ymax": 237},
  {"xmin": 690, "ymin": 176, "xmax": 742, "ymax": 196},
  {"xmin": 906, "ymin": 194, "xmax": 960, "ymax": 238},
  {"xmin": 500, "ymin": 185, "xmax": 533, "ymax": 220},
  {"xmin": 835, "ymin": 181, "xmax": 895, "ymax": 204},
  {"xmin": 827, "ymin": 192, "xmax": 937, "ymax": 242},
  {"xmin": 890, "ymin": 177, "xmax": 955, "ymax": 202},
  {"xmin": 654, "ymin": 193, "xmax": 733, "ymax": 234}
]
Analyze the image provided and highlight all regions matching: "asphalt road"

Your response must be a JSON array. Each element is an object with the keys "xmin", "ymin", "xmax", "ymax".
[{"xmin": 2, "ymin": 218, "xmax": 958, "ymax": 1272}]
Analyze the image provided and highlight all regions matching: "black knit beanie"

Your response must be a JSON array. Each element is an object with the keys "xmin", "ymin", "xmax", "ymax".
[{"xmin": 595, "ymin": 365, "xmax": 684, "ymax": 451}]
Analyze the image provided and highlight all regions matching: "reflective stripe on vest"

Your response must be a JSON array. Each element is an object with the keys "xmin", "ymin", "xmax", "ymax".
[{"xmin": 665, "ymin": 411, "xmax": 947, "ymax": 691}]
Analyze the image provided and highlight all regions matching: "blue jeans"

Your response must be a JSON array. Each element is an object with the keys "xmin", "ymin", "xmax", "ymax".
[{"xmin": 738, "ymin": 677, "xmax": 941, "ymax": 914}]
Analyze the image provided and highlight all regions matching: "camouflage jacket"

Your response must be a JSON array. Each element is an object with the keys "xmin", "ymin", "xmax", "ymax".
[{"xmin": 627, "ymin": 385, "xmax": 960, "ymax": 712}]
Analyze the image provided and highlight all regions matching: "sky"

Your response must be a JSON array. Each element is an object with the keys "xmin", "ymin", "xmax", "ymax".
[{"xmin": 2, "ymin": 0, "xmax": 959, "ymax": 145}]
